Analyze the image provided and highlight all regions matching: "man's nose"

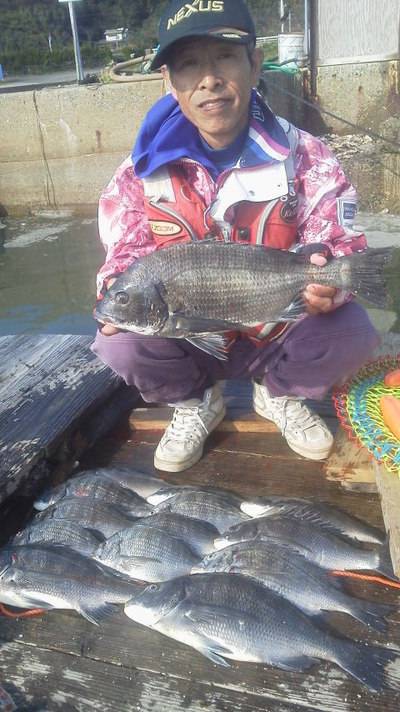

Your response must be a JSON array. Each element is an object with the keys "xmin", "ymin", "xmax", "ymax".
[
  {"xmin": 198, "ymin": 59, "xmax": 223, "ymax": 89},
  {"xmin": 198, "ymin": 70, "xmax": 223, "ymax": 90}
]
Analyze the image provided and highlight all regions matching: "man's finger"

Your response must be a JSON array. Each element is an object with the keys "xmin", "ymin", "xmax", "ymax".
[
  {"xmin": 310, "ymin": 253, "xmax": 328, "ymax": 267},
  {"xmin": 100, "ymin": 323, "xmax": 120, "ymax": 336}
]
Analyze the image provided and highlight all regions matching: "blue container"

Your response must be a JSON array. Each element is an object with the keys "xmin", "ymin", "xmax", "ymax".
[{"xmin": 0, "ymin": 65, "xmax": 4, "ymax": 81}]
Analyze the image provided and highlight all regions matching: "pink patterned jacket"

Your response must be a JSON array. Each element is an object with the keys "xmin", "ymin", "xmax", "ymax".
[{"xmin": 97, "ymin": 123, "xmax": 366, "ymax": 297}]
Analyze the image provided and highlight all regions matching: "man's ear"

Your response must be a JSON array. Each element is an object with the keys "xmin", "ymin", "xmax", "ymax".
[{"xmin": 161, "ymin": 66, "xmax": 177, "ymax": 98}]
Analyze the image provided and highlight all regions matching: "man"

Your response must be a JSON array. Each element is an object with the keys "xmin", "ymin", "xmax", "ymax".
[{"xmin": 92, "ymin": 0, "xmax": 378, "ymax": 473}]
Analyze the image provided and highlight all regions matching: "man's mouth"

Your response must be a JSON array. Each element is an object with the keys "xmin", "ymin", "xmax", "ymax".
[{"xmin": 198, "ymin": 98, "xmax": 230, "ymax": 111}]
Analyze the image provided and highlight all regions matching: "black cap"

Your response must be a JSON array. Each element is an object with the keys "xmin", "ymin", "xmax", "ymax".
[{"xmin": 151, "ymin": 0, "xmax": 256, "ymax": 70}]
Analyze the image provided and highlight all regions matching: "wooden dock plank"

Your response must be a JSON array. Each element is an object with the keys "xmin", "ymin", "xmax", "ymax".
[
  {"xmin": 374, "ymin": 461, "xmax": 400, "ymax": 577},
  {"xmin": 325, "ymin": 429, "xmax": 377, "ymax": 492},
  {"xmin": 0, "ymin": 335, "xmax": 125, "ymax": 504},
  {"xmin": 0, "ymin": 640, "xmax": 312, "ymax": 712},
  {"xmin": 1, "ymin": 605, "xmax": 399, "ymax": 712}
]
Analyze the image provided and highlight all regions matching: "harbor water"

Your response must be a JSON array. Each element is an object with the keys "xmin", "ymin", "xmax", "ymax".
[{"xmin": 0, "ymin": 211, "xmax": 399, "ymax": 338}]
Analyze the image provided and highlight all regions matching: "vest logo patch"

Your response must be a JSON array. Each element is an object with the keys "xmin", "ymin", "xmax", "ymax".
[
  {"xmin": 167, "ymin": 1, "xmax": 224, "ymax": 30},
  {"xmin": 280, "ymin": 194, "xmax": 298, "ymax": 223},
  {"xmin": 150, "ymin": 220, "xmax": 182, "ymax": 236}
]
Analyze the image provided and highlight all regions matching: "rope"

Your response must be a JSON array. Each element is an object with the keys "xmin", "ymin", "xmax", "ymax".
[
  {"xmin": 332, "ymin": 570, "xmax": 400, "ymax": 589},
  {"xmin": 0, "ymin": 603, "xmax": 45, "ymax": 618}
]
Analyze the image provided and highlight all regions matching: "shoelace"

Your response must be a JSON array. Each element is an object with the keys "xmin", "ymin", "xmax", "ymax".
[
  {"xmin": 273, "ymin": 398, "xmax": 322, "ymax": 437},
  {"xmin": 166, "ymin": 406, "xmax": 210, "ymax": 443}
]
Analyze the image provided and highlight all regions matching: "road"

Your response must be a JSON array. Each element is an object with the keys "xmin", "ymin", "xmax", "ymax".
[{"xmin": 0, "ymin": 67, "xmax": 102, "ymax": 92}]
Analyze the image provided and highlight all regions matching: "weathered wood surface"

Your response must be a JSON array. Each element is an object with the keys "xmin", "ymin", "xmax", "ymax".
[
  {"xmin": 0, "ymin": 428, "xmax": 398, "ymax": 711},
  {"xmin": 0, "ymin": 334, "xmax": 125, "ymax": 504},
  {"xmin": 374, "ymin": 461, "xmax": 400, "ymax": 577},
  {"xmin": 325, "ymin": 429, "xmax": 377, "ymax": 492}
]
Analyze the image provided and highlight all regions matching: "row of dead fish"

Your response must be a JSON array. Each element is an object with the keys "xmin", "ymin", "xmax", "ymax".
[{"xmin": 1, "ymin": 466, "xmax": 399, "ymax": 692}]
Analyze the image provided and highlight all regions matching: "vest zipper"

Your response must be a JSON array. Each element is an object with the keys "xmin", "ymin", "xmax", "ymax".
[
  {"xmin": 255, "ymin": 199, "xmax": 280, "ymax": 245},
  {"xmin": 149, "ymin": 199, "xmax": 198, "ymax": 242}
]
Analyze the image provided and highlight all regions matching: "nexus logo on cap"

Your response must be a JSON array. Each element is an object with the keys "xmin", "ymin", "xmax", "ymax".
[{"xmin": 167, "ymin": 1, "xmax": 224, "ymax": 30}]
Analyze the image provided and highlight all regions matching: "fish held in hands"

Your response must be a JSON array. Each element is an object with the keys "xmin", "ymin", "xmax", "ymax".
[{"xmin": 95, "ymin": 242, "xmax": 393, "ymax": 359}]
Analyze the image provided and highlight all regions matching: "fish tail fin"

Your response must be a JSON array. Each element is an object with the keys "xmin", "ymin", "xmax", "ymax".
[
  {"xmin": 377, "ymin": 544, "xmax": 399, "ymax": 581},
  {"xmin": 334, "ymin": 640, "xmax": 400, "ymax": 691},
  {"xmin": 348, "ymin": 247, "xmax": 394, "ymax": 307},
  {"xmin": 348, "ymin": 598, "xmax": 395, "ymax": 634}
]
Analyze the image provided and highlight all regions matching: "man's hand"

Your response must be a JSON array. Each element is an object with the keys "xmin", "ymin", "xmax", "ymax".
[{"xmin": 303, "ymin": 252, "xmax": 337, "ymax": 315}]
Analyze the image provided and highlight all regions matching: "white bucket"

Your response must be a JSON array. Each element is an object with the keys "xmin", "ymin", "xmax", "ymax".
[{"xmin": 278, "ymin": 33, "xmax": 306, "ymax": 65}]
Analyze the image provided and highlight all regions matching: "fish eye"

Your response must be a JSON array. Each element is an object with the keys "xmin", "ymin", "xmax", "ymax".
[
  {"xmin": 115, "ymin": 291, "xmax": 130, "ymax": 306},
  {"xmin": 148, "ymin": 584, "xmax": 159, "ymax": 592}
]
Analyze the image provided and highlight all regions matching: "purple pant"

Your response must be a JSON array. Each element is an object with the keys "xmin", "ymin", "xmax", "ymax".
[{"xmin": 91, "ymin": 303, "xmax": 379, "ymax": 404}]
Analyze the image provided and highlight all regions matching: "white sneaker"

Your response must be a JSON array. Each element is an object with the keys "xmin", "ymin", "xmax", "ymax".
[
  {"xmin": 253, "ymin": 381, "xmax": 333, "ymax": 461},
  {"xmin": 154, "ymin": 384, "xmax": 226, "ymax": 473}
]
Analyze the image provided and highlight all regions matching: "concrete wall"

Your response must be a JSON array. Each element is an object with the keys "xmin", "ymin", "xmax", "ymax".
[
  {"xmin": 311, "ymin": 60, "xmax": 400, "ymax": 135},
  {"xmin": 0, "ymin": 79, "xmax": 164, "ymax": 214},
  {"xmin": 0, "ymin": 66, "xmax": 398, "ymax": 215}
]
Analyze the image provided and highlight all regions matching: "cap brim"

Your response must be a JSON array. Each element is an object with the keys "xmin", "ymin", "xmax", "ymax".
[{"xmin": 151, "ymin": 31, "xmax": 253, "ymax": 71}]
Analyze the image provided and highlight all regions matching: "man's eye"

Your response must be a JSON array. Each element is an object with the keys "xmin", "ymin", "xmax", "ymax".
[{"xmin": 178, "ymin": 58, "xmax": 196, "ymax": 69}]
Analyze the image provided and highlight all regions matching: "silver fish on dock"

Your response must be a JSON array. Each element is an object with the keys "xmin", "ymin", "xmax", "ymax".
[
  {"xmin": 12, "ymin": 519, "xmax": 105, "ymax": 557},
  {"xmin": 34, "ymin": 497, "xmax": 147, "ymax": 538},
  {"xmin": 95, "ymin": 242, "xmax": 393, "ymax": 359},
  {"xmin": 0, "ymin": 544, "xmax": 143, "ymax": 625},
  {"xmin": 152, "ymin": 489, "xmax": 249, "ymax": 532},
  {"xmin": 94, "ymin": 524, "xmax": 200, "ymax": 581},
  {"xmin": 214, "ymin": 516, "xmax": 396, "ymax": 579},
  {"xmin": 140, "ymin": 512, "xmax": 218, "ymax": 557},
  {"xmin": 34, "ymin": 473, "xmax": 154, "ymax": 513},
  {"xmin": 71, "ymin": 467, "xmax": 166, "ymax": 498},
  {"xmin": 124, "ymin": 572, "xmax": 400, "ymax": 691},
  {"xmin": 192, "ymin": 540, "xmax": 394, "ymax": 633},
  {"xmin": 240, "ymin": 497, "xmax": 385, "ymax": 545}
]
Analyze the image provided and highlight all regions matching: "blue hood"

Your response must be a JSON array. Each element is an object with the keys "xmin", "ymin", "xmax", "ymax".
[{"xmin": 132, "ymin": 90, "xmax": 290, "ymax": 179}]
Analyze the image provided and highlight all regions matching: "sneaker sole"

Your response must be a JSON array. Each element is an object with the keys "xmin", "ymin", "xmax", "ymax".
[
  {"xmin": 154, "ymin": 407, "xmax": 226, "ymax": 474},
  {"xmin": 254, "ymin": 403, "xmax": 333, "ymax": 461}
]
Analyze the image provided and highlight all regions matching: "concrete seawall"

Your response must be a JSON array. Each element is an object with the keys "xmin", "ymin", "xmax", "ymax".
[
  {"xmin": 0, "ymin": 79, "xmax": 164, "ymax": 214},
  {"xmin": 1, "ymin": 66, "xmax": 398, "ymax": 215}
]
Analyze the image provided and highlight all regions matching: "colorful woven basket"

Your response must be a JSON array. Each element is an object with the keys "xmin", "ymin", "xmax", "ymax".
[{"xmin": 333, "ymin": 355, "xmax": 400, "ymax": 475}]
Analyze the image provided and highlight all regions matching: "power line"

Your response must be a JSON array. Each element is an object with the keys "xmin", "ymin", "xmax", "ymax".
[{"xmin": 263, "ymin": 74, "xmax": 400, "ymax": 151}]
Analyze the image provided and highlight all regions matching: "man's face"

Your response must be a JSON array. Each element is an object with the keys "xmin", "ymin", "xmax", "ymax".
[{"xmin": 163, "ymin": 38, "xmax": 263, "ymax": 150}]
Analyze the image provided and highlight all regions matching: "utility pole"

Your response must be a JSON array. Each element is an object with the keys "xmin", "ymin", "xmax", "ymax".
[{"xmin": 59, "ymin": 0, "xmax": 84, "ymax": 83}]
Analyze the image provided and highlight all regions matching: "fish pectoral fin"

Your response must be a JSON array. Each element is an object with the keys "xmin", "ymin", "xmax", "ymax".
[
  {"xmin": 185, "ymin": 333, "xmax": 230, "ymax": 361},
  {"xmin": 271, "ymin": 654, "xmax": 316, "ymax": 673},
  {"xmin": 174, "ymin": 314, "xmax": 237, "ymax": 332},
  {"xmin": 194, "ymin": 644, "xmax": 231, "ymax": 668},
  {"xmin": 185, "ymin": 605, "xmax": 233, "ymax": 627},
  {"xmin": 78, "ymin": 602, "xmax": 119, "ymax": 626},
  {"xmin": 279, "ymin": 295, "xmax": 306, "ymax": 321}
]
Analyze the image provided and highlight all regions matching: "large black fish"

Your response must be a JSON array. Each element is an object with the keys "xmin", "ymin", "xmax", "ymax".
[
  {"xmin": 215, "ymin": 515, "xmax": 396, "ymax": 579},
  {"xmin": 95, "ymin": 242, "xmax": 392, "ymax": 358},
  {"xmin": 0, "ymin": 544, "xmax": 142, "ymax": 624},
  {"xmin": 124, "ymin": 573, "xmax": 400, "ymax": 691}
]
